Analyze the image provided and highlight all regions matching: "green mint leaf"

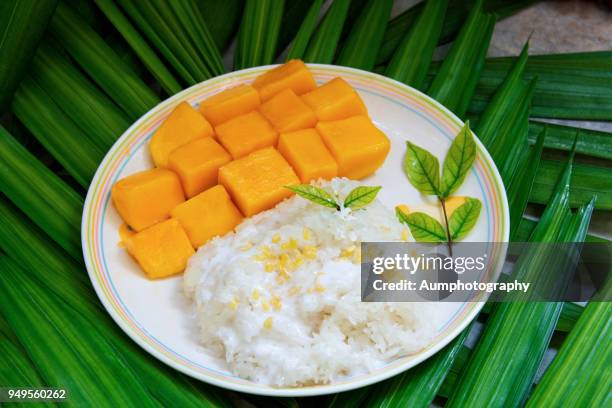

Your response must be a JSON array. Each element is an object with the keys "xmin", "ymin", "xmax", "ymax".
[
  {"xmin": 404, "ymin": 141, "xmax": 440, "ymax": 196},
  {"xmin": 449, "ymin": 197, "xmax": 482, "ymax": 241},
  {"xmin": 440, "ymin": 122, "xmax": 477, "ymax": 198},
  {"xmin": 344, "ymin": 186, "xmax": 382, "ymax": 209},
  {"xmin": 285, "ymin": 184, "xmax": 339, "ymax": 210},
  {"xmin": 395, "ymin": 208, "xmax": 446, "ymax": 242}
]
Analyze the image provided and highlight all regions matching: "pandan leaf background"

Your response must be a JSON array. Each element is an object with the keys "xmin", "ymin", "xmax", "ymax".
[{"xmin": 0, "ymin": 0, "xmax": 610, "ymax": 407}]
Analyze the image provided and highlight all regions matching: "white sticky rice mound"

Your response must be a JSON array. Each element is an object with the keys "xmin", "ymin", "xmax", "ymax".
[{"xmin": 184, "ymin": 178, "xmax": 437, "ymax": 387}]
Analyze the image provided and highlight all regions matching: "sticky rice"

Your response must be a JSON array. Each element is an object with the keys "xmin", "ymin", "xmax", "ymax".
[{"xmin": 184, "ymin": 178, "xmax": 437, "ymax": 386}]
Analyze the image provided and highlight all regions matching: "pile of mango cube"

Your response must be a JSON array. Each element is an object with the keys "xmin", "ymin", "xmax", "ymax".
[{"xmin": 112, "ymin": 60, "xmax": 390, "ymax": 279}]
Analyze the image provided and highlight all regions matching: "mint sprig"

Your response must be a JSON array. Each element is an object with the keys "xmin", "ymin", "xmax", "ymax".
[
  {"xmin": 398, "ymin": 121, "xmax": 481, "ymax": 247},
  {"xmin": 286, "ymin": 184, "xmax": 382, "ymax": 211},
  {"xmin": 285, "ymin": 184, "xmax": 339, "ymax": 210}
]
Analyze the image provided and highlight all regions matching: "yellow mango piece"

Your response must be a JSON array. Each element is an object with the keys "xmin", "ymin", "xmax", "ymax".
[
  {"xmin": 277, "ymin": 129, "xmax": 338, "ymax": 183},
  {"xmin": 167, "ymin": 138, "xmax": 231, "ymax": 198},
  {"xmin": 252, "ymin": 59, "xmax": 317, "ymax": 101},
  {"xmin": 215, "ymin": 111, "xmax": 278, "ymax": 159},
  {"xmin": 316, "ymin": 116, "xmax": 390, "ymax": 179},
  {"xmin": 301, "ymin": 77, "xmax": 367, "ymax": 121},
  {"xmin": 445, "ymin": 196, "xmax": 468, "ymax": 215},
  {"xmin": 259, "ymin": 89, "xmax": 317, "ymax": 133},
  {"xmin": 125, "ymin": 218, "xmax": 194, "ymax": 279},
  {"xmin": 218, "ymin": 147, "xmax": 299, "ymax": 216},
  {"xmin": 199, "ymin": 84, "xmax": 261, "ymax": 126},
  {"xmin": 112, "ymin": 168, "xmax": 185, "ymax": 231},
  {"xmin": 171, "ymin": 185, "xmax": 243, "ymax": 248},
  {"xmin": 150, "ymin": 102, "xmax": 214, "ymax": 167},
  {"xmin": 396, "ymin": 196, "xmax": 468, "ymax": 224},
  {"xmin": 118, "ymin": 223, "xmax": 136, "ymax": 248}
]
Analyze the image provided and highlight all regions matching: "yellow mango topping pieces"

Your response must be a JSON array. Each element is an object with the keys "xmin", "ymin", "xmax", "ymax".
[
  {"xmin": 125, "ymin": 218, "xmax": 194, "ymax": 279},
  {"xmin": 149, "ymin": 102, "xmax": 213, "ymax": 167},
  {"xmin": 167, "ymin": 137, "xmax": 231, "ymax": 198},
  {"xmin": 277, "ymin": 128, "xmax": 338, "ymax": 183},
  {"xmin": 199, "ymin": 84, "xmax": 261, "ymax": 126},
  {"xmin": 112, "ymin": 168, "xmax": 185, "ymax": 231},
  {"xmin": 301, "ymin": 77, "xmax": 367, "ymax": 121},
  {"xmin": 259, "ymin": 89, "xmax": 317, "ymax": 133},
  {"xmin": 316, "ymin": 116, "xmax": 390, "ymax": 179},
  {"xmin": 215, "ymin": 111, "xmax": 278, "ymax": 159},
  {"xmin": 252, "ymin": 59, "xmax": 316, "ymax": 101},
  {"xmin": 171, "ymin": 185, "xmax": 243, "ymax": 248},
  {"xmin": 218, "ymin": 147, "xmax": 299, "ymax": 217}
]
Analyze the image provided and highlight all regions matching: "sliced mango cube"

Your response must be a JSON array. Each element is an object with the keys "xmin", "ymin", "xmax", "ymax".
[
  {"xmin": 218, "ymin": 147, "xmax": 299, "ymax": 216},
  {"xmin": 277, "ymin": 129, "xmax": 338, "ymax": 183},
  {"xmin": 215, "ymin": 111, "xmax": 278, "ymax": 159},
  {"xmin": 316, "ymin": 116, "xmax": 390, "ymax": 179},
  {"xmin": 112, "ymin": 168, "xmax": 185, "ymax": 231},
  {"xmin": 171, "ymin": 185, "xmax": 243, "ymax": 248},
  {"xmin": 199, "ymin": 84, "xmax": 261, "ymax": 126},
  {"xmin": 252, "ymin": 59, "xmax": 316, "ymax": 101},
  {"xmin": 259, "ymin": 89, "xmax": 317, "ymax": 133},
  {"xmin": 301, "ymin": 77, "xmax": 367, "ymax": 121},
  {"xmin": 149, "ymin": 102, "xmax": 214, "ymax": 168},
  {"xmin": 125, "ymin": 218, "xmax": 194, "ymax": 279},
  {"xmin": 167, "ymin": 138, "xmax": 231, "ymax": 198}
]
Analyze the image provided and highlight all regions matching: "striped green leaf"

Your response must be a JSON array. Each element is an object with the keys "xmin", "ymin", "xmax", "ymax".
[
  {"xmin": 527, "ymin": 280, "xmax": 611, "ymax": 407},
  {"xmin": 278, "ymin": 0, "xmax": 317, "ymax": 54},
  {"xmin": 121, "ymin": 0, "xmax": 222, "ymax": 81},
  {"xmin": 50, "ymin": 2, "xmax": 160, "ymax": 119},
  {"xmin": 335, "ymin": 0, "xmax": 393, "ymax": 70},
  {"xmin": 198, "ymin": 0, "xmax": 242, "ymax": 51},
  {"xmin": 0, "ymin": 315, "xmax": 50, "ymax": 408},
  {"xmin": 475, "ymin": 43, "xmax": 529, "ymax": 148},
  {"xmin": 447, "ymin": 156, "xmax": 595, "ymax": 407},
  {"xmin": 385, "ymin": 0, "xmax": 448, "ymax": 90},
  {"xmin": 12, "ymin": 75, "xmax": 104, "ymax": 187},
  {"xmin": 0, "ymin": 255, "xmax": 159, "ymax": 408},
  {"xmin": 0, "ymin": 0, "xmax": 58, "ymax": 110},
  {"xmin": 116, "ymin": 0, "xmax": 196, "ymax": 85},
  {"xmin": 94, "ymin": 0, "xmax": 182, "ymax": 95},
  {"xmin": 166, "ymin": 0, "xmax": 225, "ymax": 75},
  {"xmin": 427, "ymin": 0, "xmax": 496, "ymax": 118},
  {"xmin": 31, "ymin": 40, "xmax": 131, "ymax": 151},
  {"xmin": 365, "ymin": 326, "xmax": 471, "ymax": 408},
  {"xmin": 439, "ymin": 302, "xmax": 583, "ymax": 398},
  {"xmin": 286, "ymin": 0, "xmax": 324, "ymax": 61},
  {"xmin": 234, "ymin": 0, "xmax": 285, "ymax": 69},
  {"xmin": 303, "ymin": 0, "xmax": 352, "ymax": 64},
  {"xmin": 516, "ymin": 217, "xmax": 607, "ymax": 244},
  {"xmin": 528, "ymin": 121, "xmax": 612, "ymax": 160},
  {"xmin": 0, "ymin": 199, "xmax": 232, "ymax": 408},
  {"xmin": 508, "ymin": 128, "xmax": 545, "ymax": 241},
  {"xmin": 449, "ymin": 51, "xmax": 612, "ymax": 120},
  {"xmin": 0, "ymin": 126, "xmax": 83, "ymax": 260},
  {"xmin": 377, "ymin": 0, "xmax": 536, "ymax": 65},
  {"xmin": 477, "ymin": 56, "xmax": 535, "ymax": 185},
  {"xmin": 531, "ymin": 159, "xmax": 612, "ymax": 210}
]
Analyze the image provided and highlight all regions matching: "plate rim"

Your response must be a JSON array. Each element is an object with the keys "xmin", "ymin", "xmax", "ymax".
[{"xmin": 82, "ymin": 63, "xmax": 510, "ymax": 397}]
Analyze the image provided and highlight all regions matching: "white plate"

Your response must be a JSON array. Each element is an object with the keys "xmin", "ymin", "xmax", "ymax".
[{"xmin": 82, "ymin": 64, "xmax": 509, "ymax": 397}]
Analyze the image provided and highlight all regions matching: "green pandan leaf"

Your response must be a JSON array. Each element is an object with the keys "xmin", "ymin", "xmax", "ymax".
[
  {"xmin": 344, "ymin": 186, "xmax": 382, "ymax": 209},
  {"xmin": 448, "ymin": 197, "xmax": 482, "ymax": 241},
  {"xmin": 404, "ymin": 141, "xmax": 440, "ymax": 195},
  {"xmin": 285, "ymin": 184, "xmax": 339, "ymax": 210},
  {"xmin": 440, "ymin": 122, "xmax": 477, "ymax": 198},
  {"xmin": 396, "ymin": 208, "xmax": 446, "ymax": 242}
]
